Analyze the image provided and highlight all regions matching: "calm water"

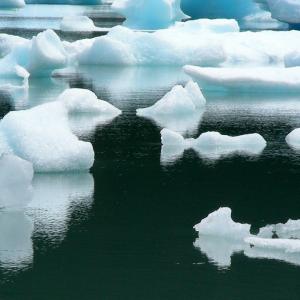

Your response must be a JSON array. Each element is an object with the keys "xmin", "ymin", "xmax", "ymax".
[{"xmin": 0, "ymin": 4, "xmax": 300, "ymax": 299}]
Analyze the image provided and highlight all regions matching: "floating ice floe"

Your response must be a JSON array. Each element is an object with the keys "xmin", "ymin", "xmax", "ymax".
[
  {"xmin": 60, "ymin": 16, "xmax": 96, "ymax": 32},
  {"xmin": 137, "ymin": 81, "xmax": 205, "ymax": 133},
  {"xmin": 258, "ymin": 219, "xmax": 300, "ymax": 239},
  {"xmin": 74, "ymin": 21, "xmax": 230, "ymax": 66},
  {"xmin": 112, "ymin": 0, "xmax": 189, "ymax": 30},
  {"xmin": 286, "ymin": 129, "xmax": 300, "ymax": 150},
  {"xmin": 0, "ymin": 88, "xmax": 121, "ymax": 172},
  {"xmin": 184, "ymin": 65, "xmax": 300, "ymax": 92},
  {"xmin": 160, "ymin": 128, "xmax": 266, "ymax": 162},
  {"xmin": 194, "ymin": 207, "xmax": 300, "ymax": 268},
  {"xmin": 0, "ymin": 0, "xmax": 25, "ymax": 8},
  {"xmin": 0, "ymin": 154, "xmax": 33, "ymax": 211},
  {"xmin": 0, "ymin": 30, "xmax": 67, "ymax": 78}
]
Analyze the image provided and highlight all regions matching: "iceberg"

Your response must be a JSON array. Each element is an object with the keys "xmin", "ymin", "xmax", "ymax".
[
  {"xmin": 181, "ymin": 0, "xmax": 259, "ymax": 20},
  {"xmin": 286, "ymin": 129, "xmax": 300, "ymax": 150},
  {"xmin": 184, "ymin": 65, "xmax": 300, "ymax": 92},
  {"xmin": 137, "ymin": 81, "xmax": 205, "ymax": 116},
  {"xmin": 194, "ymin": 207, "xmax": 251, "ymax": 240},
  {"xmin": 245, "ymin": 237, "xmax": 300, "ymax": 253},
  {"xmin": 60, "ymin": 16, "xmax": 96, "ymax": 32},
  {"xmin": 137, "ymin": 81, "xmax": 205, "ymax": 134},
  {"xmin": 0, "ymin": 154, "xmax": 33, "ymax": 211},
  {"xmin": 194, "ymin": 208, "xmax": 300, "ymax": 267},
  {"xmin": 0, "ymin": 0, "xmax": 25, "ymax": 8},
  {"xmin": 258, "ymin": 219, "xmax": 300, "ymax": 239},
  {"xmin": 161, "ymin": 128, "xmax": 266, "ymax": 162},
  {"xmin": 0, "ymin": 30, "xmax": 67, "ymax": 78},
  {"xmin": 0, "ymin": 88, "xmax": 121, "ymax": 172},
  {"xmin": 75, "ymin": 22, "xmax": 228, "ymax": 66},
  {"xmin": 112, "ymin": 0, "xmax": 189, "ymax": 30}
]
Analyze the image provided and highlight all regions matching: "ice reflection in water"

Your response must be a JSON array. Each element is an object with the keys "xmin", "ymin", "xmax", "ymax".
[
  {"xmin": 27, "ymin": 173, "xmax": 94, "ymax": 247},
  {"xmin": 0, "ymin": 211, "xmax": 33, "ymax": 273},
  {"xmin": 0, "ymin": 172, "xmax": 94, "ymax": 274}
]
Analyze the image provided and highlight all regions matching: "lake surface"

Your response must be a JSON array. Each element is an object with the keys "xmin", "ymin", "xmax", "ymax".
[{"xmin": 1, "ymin": 4, "xmax": 300, "ymax": 300}]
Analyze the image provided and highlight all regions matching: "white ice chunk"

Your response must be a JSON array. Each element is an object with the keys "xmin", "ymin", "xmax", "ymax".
[
  {"xmin": 194, "ymin": 207, "xmax": 251, "ymax": 240},
  {"xmin": 0, "ymin": 88, "xmax": 121, "ymax": 172},
  {"xmin": 286, "ymin": 128, "xmax": 300, "ymax": 150},
  {"xmin": 112, "ymin": 0, "xmax": 189, "ymax": 30},
  {"xmin": 245, "ymin": 237, "xmax": 300, "ymax": 253},
  {"xmin": 75, "ymin": 23, "xmax": 226, "ymax": 66},
  {"xmin": 137, "ymin": 81, "xmax": 205, "ymax": 117},
  {"xmin": 0, "ymin": 102, "xmax": 94, "ymax": 172},
  {"xmin": 60, "ymin": 16, "xmax": 96, "ymax": 32},
  {"xmin": 258, "ymin": 219, "xmax": 300, "ymax": 239},
  {"xmin": 0, "ymin": 155, "xmax": 33, "ymax": 211},
  {"xmin": 161, "ymin": 129, "xmax": 266, "ymax": 162},
  {"xmin": 184, "ymin": 65, "xmax": 300, "ymax": 92}
]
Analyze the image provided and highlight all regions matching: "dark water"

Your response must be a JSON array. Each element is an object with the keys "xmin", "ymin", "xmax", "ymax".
[{"xmin": 1, "ymin": 66, "xmax": 300, "ymax": 299}]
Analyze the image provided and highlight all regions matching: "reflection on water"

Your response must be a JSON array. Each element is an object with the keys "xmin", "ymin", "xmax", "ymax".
[
  {"xmin": 0, "ymin": 211, "xmax": 33, "ymax": 273},
  {"xmin": 27, "ymin": 173, "xmax": 94, "ymax": 247},
  {"xmin": 0, "ymin": 172, "xmax": 94, "ymax": 276}
]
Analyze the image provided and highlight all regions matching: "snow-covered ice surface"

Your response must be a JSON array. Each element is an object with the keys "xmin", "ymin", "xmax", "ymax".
[
  {"xmin": 160, "ymin": 128, "xmax": 266, "ymax": 163},
  {"xmin": 184, "ymin": 65, "xmax": 300, "ymax": 93},
  {"xmin": 112, "ymin": 0, "xmax": 188, "ymax": 30}
]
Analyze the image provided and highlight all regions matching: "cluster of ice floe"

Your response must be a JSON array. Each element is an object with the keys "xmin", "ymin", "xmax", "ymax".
[{"xmin": 194, "ymin": 208, "xmax": 300, "ymax": 268}]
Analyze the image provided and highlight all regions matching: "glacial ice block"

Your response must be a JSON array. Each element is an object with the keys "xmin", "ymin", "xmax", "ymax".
[
  {"xmin": 286, "ymin": 129, "xmax": 300, "ymax": 150},
  {"xmin": 0, "ymin": 30, "xmax": 67, "ymax": 78},
  {"xmin": 184, "ymin": 65, "xmax": 300, "ymax": 92},
  {"xmin": 0, "ymin": 88, "xmax": 121, "ymax": 172},
  {"xmin": 112, "ymin": 0, "xmax": 189, "ymax": 30},
  {"xmin": 181, "ymin": 0, "xmax": 259, "ymax": 20},
  {"xmin": 76, "ymin": 23, "xmax": 226, "ymax": 66},
  {"xmin": 137, "ymin": 81, "xmax": 205, "ymax": 117},
  {"xmin": 60, "ymin": 16, "xmax": 96, "ymax": 32},
  {"xmin": 0, "ymin": 154, "xmax": 33, "ymax": 211},
  {"xmin": 0, "ymin": 102, "xmax": 94, "ymax": 172},
  {"xmin": 0, "ymin": 0, "xmax": 25, "ymax": 8},
  {"xmin": 258, "ymin": 219, "xmax": 300, "ymax": 239},
  {"xmin": 194, "ymin": 207, "xmax": 251, "ymax": 240},
  {"xmin": 161, "ymin": 129, "xmax": 266, "ymax": 161},
  {"xmin": 245, "ymin": 237, "xmax": 300, "ymax": 253}
]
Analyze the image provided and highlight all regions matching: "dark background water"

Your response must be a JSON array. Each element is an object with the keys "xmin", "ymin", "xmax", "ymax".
[{"xmin": 0, "ymin": 66, "xmax": 300, "ymax": 299}]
